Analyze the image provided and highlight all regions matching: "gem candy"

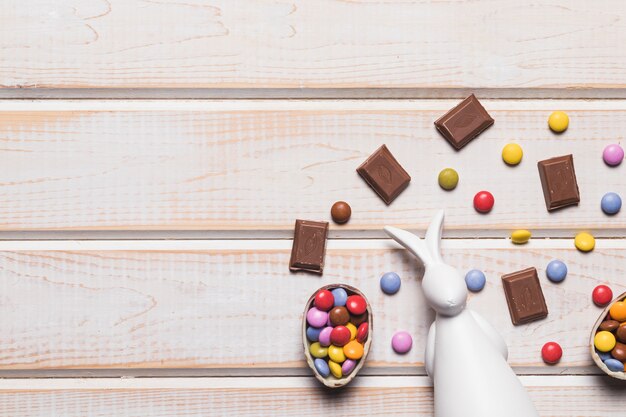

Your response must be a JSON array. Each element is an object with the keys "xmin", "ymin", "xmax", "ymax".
[
  {"xmin": 314, "ymin": 290, "xmax": 334, "ymax": 311},
  {"xmin": 346, "ymin": 295, "xmax": 367, "ymax": 315},
  {"xmin": 592, "ymin": 285, "xmax": 613, "ymax": 307},
  {"xmin": 305, "ymin": 287, "xmax": 370, "ymax": 383},
  {"xmin": 541, "ymin": 342, "xmax": 562, "ymax": 364},
  {"xmin": 473, "ymin": 190, "xmax": 494, "ymax": 213}
]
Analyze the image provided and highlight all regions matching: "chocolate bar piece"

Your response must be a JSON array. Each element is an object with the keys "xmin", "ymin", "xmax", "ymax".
[
  {"xmin": 356, "ymin": 145, "xmax": 411, "ymax": 205},
  {"xmin": 434, "ymin": 94, "xmax": 494, "ymax": 150},
  {"xmin": 502, "ymin": 267, "xmax": 548, "ymax": 325},
  {"xmin": 289, "ymin": 219, "xmax": 329, "ymax": 274},
  {"xmin": 537, "ymin": 154, "xmax": 580, "ymax": 211}
]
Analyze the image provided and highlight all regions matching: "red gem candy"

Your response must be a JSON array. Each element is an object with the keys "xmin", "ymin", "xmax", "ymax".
[
  {"xmin": 541, "ymin": 342, "xmax": 562, "ymax": 364},
  {"xmin": 346, "ymin": 295, "xmax": 367, "ymax": 315},
  {"xmin": 330, "ymin": 326, "xmax": 351, "ymax": 347},
  {"xmin": 356, "ymin": 322, "xmax": 369, "ymax": 343},
  {"xmin": 314, "ymin": 289, "xmax": 334, "ymax": 311},
  {"xmin": 592, "ymin": 285, "xmax": 613, "ymax": 307},
  {"xmin": 473, "ymin": 191, "xmax": 494, "ymax": 213}
]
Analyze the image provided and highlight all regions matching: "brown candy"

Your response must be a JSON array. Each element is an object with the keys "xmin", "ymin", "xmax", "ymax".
[
  {"xmin": 617, "ymin": 323, "xmax": 626, "ymax": 344},
  {"xmin": 350, "ymin": 313, "xmax": 368, "ymax": 327},
  {"xmin": 289, "ymin": 219, "xmax": 329, "ymax": 274},
  {"xmin": 599, "ymin": 320, "xmax": 621, "ymax": 332},
  {"xmin": 329, "ymin": 306, "xmax": 350, "ymax": 326},
  {"xmin": 501, "ymin": 267, "xmax": 548, "ymax": 325},
  {"xmin": 434, "ymin": 94, "xmax": 494, "ymax": 150},
  {"xmin": 356, "ymin": 144, "xmax": 411, "ymax": 205},
  {"xmin": 537, "ymin": 154, "xmax": 580, "ymax": 211},
  {"xmin": 331, "ymin": 201, "xmax": 352, "ymax": 224},
  {"xmin": 611, "ymin": 342, "xmax": 626, "ymax": 361}
]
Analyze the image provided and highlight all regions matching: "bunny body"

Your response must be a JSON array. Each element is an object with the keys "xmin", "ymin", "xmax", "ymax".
[
  {"xmin": 430, "ymin": 310, "xmax": 538, "ymax": 417},
  {"xmin": 385, "ymin": 211, "xmax": 539, "ymax": 417}
]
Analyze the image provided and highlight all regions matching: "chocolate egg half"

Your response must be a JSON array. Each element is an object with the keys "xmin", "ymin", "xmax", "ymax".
[
  {"xmin": 590, "ymin": 291, "xmax": 626, "ymax": 380},
  {"xmin": 302, "ymin": 284, "xmax": 372, "ymax": 388}
]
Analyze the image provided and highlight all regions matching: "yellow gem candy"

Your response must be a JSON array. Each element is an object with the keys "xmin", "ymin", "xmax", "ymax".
[
  {"xmin": 310, "ymin": 342, "xmax": 328, "ymax": 359},
  {"xmin": 502, "ymin": 143, "xmax": 523, "ymax": 166},
  {"xmin": 328, "ymin": 345, "xmax": 346, "ymax": 363},
  {"xmin": 594, "ymin": 331, "xmax": 616, "ymax": 352},
  {"xmin": 574, "ymin": 232, "xmax": 595, "ymax": 252},
  {"xmin": 328, "ymin": 360, "xmax": 342, "ymax": 379},
  {"xmin": 343, "ymin": 340, "xmax": 364, "ymax": 360},
  {"xmin": 346, "ymin": 323, "xmax": 357, "ymax": 340},
  {"xmin": 548, "ymin": 111, "xmax": 569, "ymax": 133},
  {"xmin": 511, "ymin": 229, "xmax": 531, "ymax": 244}
]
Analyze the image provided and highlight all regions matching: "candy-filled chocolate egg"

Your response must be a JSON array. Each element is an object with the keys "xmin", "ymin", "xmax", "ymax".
[
  {"xmin": 303, "ymin": 284, "xmax": 372, "ymax": 388},
  {"xmin": 590, "ymin": 291, "xmax": 626, "ymax": 380}
]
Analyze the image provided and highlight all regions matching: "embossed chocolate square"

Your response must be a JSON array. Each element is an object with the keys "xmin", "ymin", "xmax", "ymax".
[
  {"xmin": 289, "ymin": 220, "xmax": 329, "ymax": 274},
  {"xmin": 502, "ymin": 267, "xmax": 548, "ymax": 325},
  {"xmin": 434, "ymin": 94, "xmax": 494, "ymax": 150},
  {"xmin": 356, "ymin": 144, "xmax": 411, "ymax": 205},
  {"xmin": 537, "ymin": 154, "xmax": 580, "ymax": 211}
]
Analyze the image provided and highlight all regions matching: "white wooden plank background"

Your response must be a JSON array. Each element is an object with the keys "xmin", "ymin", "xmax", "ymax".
[
  {"xmin": 1, "ymin": 1, "xmax": 626, "ymax": 96},
  {"xmin": 0, "ymin": 239, "xmax": 623, "ymax": 374},
  {"xmin": 0, "ymin": 377, "xmax": 624, "ymax": 417},
  {"xmin": 3, "ymin": 1, "xmax": 626, "ymax": 415},
  {"xmin": 1, "ymin": 99, "xmax": 625, "ymax": 236}
]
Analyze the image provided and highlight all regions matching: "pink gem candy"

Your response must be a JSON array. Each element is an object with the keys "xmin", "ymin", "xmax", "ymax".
[
  {"xmin": 306, "ymin": 307, "xmax": 328, "ymax": 328},
  {"xmin": 391, "ymin": 331, "xmax": 413, "ymax": 354},
  {"xmin": 603, "ymin": 144, "xmax": 624, "ymax": 166}
]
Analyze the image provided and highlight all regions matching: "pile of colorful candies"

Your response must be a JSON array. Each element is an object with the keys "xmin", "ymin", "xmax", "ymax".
[
  {"xmin": 593, "ymin": 295, "xmax": 626, "ymax": 373},
  {"xmin": 306, "ymin": 287, "xmax": 369, "ymax": 379}
]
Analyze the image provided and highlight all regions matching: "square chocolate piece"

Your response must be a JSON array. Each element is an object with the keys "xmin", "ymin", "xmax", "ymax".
[
  {"xmin": 289, "ymin": 219, "xmax": 328, "ymax": 274},
  {"xmin": 501, "ymin": 267, "xmax": 548, "ymax": 325},
  {"xmin": 537, "ymin": 154, "xmax": 580, "ymax": 211},
  {"xmin": 356, "ymin": 144, "xmax": 411, "ymax": 205},
  {"xmin": 434, "ymin": 94, "xmax": 494, "ymax": 150}
]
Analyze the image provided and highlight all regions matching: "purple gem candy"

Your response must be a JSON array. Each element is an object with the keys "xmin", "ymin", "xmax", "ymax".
[
  {"xmin": 318, "ymin": 326, "xmax": 333, "ymax": 347},
  {"xmin": 342, "ymin": 359, "xmax": 357, "ymax": 375}
]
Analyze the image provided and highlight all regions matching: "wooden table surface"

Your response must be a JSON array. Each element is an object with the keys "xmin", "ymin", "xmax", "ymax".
[{"xmin": 2, "ymin": 1, "xmax": 626, "ymax": 416}]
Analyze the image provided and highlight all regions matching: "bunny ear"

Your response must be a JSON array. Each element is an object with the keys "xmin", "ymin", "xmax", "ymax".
[
  {"xmin": 424, "ymin": 210, "xmax": 444, "ymax": 264},
  {"xmin": 384, "ymin": 226, "xmax": 434, "ymax": 266}
]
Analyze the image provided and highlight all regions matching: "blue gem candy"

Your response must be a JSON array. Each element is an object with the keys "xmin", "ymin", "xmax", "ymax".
[
  {"xmin": 465, "ymin": 269, "xmax": 486, "ymax": 292},
  {"xmin": 380, "ymin": 272, "xmax": 402, "ymax": 295}
]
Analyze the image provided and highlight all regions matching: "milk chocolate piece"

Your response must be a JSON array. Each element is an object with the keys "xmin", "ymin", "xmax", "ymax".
[
  {"xmin": 537, "ymin": 154, "xmax": 580, "ymax": 211},
  {"xmin": 434, "ymin": 94, "xmax": 494, "ymax": 150},
  {"xmin": 289, "ymin": 220, "xmax": 328, "ymax": 274},
  {"xmin": 356, "ymin": 144, "xmax": 411, "ymax": 204},
  {"xmin": 502, "ymin": 267, "xmax": 548, "ymax": 325}
]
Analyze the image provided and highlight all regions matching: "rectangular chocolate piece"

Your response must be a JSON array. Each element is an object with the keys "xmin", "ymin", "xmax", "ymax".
[
  {"xmin": 356, "ymin": 144, "xmax": 411, "ymax": 205},
  {"xmin": 289, "ymin": 219, "xmax": 329, "ymax": 274},
  {"xmin": 537, "ymin": 154, "xmax": 580, "ymax": 211},
  {"xmin": 502, "ymin": 267, "xmax": 548, "ymax": 325},
  {"xmin": 434, "ymin": 94, "xmax": 494, "ymax": 150}
]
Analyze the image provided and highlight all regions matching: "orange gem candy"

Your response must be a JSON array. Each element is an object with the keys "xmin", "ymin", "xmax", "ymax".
[{"xmin": 343, "ymin": 340, "xmax": 364, "ymax": 360}]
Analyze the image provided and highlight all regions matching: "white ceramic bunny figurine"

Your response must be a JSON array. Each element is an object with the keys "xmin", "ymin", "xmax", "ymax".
[{"xmin": 384, "ymin": 210, "xmax": 539, "ymax": 417}]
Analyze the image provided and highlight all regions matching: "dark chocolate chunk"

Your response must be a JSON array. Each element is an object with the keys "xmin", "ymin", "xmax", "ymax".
[
  {"xmin": 356, "ymin": 144, "xmax": 411, "ymax": 205},
  {"xmin": 289, "ymin": 219, "xmax": 329, "ymax": 274},
  {"xmin": 502, "ymin": 267, "xmax": 548, "ymax": 325},
  {"xmin": 434, "ymin": 94, "xmax": 494, "ymax": 150},
  {"xmin": 537, "ymin": 154, "xmax": 580, "ymax": 211}
]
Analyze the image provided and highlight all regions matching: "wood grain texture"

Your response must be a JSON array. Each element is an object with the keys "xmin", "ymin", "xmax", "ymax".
[
  {"xmin": 1, "ymin": 241, "xmax": 624, "ymax": 374},
  {"xmin": 1, "ymin": 1, "xmax": 626, "ymax": 94},
  {"xmin": 1, "ymin": 100, "xmax": 626, "ymax": 235},
  {"xmin": 0, "ymin": 376, "xmax": 624, "ymax": 417}
]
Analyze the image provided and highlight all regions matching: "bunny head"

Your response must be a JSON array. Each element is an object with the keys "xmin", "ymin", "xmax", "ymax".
[{"xmin": 384, "ymin": 210, "xmax": 467, "ymax": 316}]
